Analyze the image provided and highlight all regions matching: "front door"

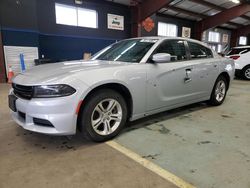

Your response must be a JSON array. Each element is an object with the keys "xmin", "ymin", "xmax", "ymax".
[{"xmin": 146, "ymin": 39, "xmax": 201, "ymax": 112}]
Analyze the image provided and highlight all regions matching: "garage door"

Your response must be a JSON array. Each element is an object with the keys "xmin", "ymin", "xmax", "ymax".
[{"xmin": 4, "ymin": 46, "xmax": 38, "ymax": 78}]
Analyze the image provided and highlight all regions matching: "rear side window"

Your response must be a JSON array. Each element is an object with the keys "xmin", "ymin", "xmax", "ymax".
[
  {"xmin": 153, "ymin": 40, "xmax": 187, "ymax": 62},
  {"xmin": 228, "ymin": 48, "xmax": 250, "ymax": 55},
  {"xmin": 188, "ymin": 42, "xmax": 213, "ymax": 59},
  {"xmin": 240, "ymin": 49, "xmax": 250, "ymax": 54}
]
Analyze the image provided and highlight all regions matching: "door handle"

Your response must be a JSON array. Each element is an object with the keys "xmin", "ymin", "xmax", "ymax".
[
  {"xmin": 184, "ymin": 77, "xmax": 192, "ymax": 83},
  {"xmin": 184, "ymin": 68, "xmax": 192, "ymax": 83}
]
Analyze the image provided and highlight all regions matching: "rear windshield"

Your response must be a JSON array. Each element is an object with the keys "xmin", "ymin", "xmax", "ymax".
[{"xmin": 227, "ymin": 48, "xmax": 250, "ymax": 55}]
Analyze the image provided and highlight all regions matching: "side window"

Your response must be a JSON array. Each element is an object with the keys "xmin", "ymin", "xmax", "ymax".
[
  {"xmin": 240, "ymin": 49, "xmax": 250, "ymax": 54},
  {"xmin": 188, "ymin": 42, "xmax": 213, "ymax": 59},
  {"xmin": 154, "ymin": 40, "xmax": 187, "ymax": 62},
  {"xmin": 228, "ymin": 48, "xmax": 250, "ymax": 55}
]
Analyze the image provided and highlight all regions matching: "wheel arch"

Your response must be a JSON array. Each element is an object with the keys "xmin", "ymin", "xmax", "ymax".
[
  {"xmin": 242, "ymin": 64, "xmax": 250, "ymax": 70},
  {"xmin": 77, "ymin": 82, "xmax": 133, "ymax": 130},
  {"xmin": 242, "ymin": 64, "xmax": 250, "ymax": 80},
  {"xmin": 218, "ymin": 72, "xmax": 230, "ymax": 90}
]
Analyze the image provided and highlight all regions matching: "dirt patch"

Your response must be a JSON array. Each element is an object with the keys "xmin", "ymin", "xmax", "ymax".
[
  {"xmin": 190, "ymin": 169, "xmax": 197, "ymax": 173},
  {"xmin": 203, "ymin": 130, "xmax": 213, "ymax": 134},
  {"xmin": 178, "ymin": 114, "xmax": 192, "ymax": 120},
  {"xmin": 144, "ymin": 124, "xmax": 170, "ymax": 134},
  {"xmin": 142, "ymin": 153, "xmax": 160, "ymax": 160},
  {"xmin": 197, "ymin": 141, "xmax": 214, "ymax": 145},
  {"xmin": 221, "ymin": 114, "xmax": 233, "ymax": 118}
]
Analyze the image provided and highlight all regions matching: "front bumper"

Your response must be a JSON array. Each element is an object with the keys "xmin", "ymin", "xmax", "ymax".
[{"xmin": 10, "ymin": 89, "xmax": 80, "ymax": 135}]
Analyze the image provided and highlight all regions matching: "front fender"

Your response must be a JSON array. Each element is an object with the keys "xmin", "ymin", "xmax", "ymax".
[
  {"xmin": 75, "ymin": 66, "xmax": 147, "ymax": 121},
  {"xmin": 218, "ymin": 58, "xmax": 235, "ymax": 81}
]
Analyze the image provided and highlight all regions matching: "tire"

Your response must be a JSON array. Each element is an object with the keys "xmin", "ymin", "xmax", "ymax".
[
  {"xmin": 208, "ymin": 75, "xmax": 228, "ymax": 106},
  {"xmin": 79, "ymin": 89, "xmax": 127, "ymax": 142},
  {"xmin": 242, "ymin": 66, "xmax": 250, "ymax": 80}
]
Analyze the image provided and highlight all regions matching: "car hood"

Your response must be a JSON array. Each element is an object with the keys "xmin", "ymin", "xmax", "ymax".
[{"xmin": 13, "ymin": 60, "xmax": 128, "ymax": 85}]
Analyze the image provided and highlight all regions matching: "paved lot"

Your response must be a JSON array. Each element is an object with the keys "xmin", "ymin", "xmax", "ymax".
[
  {"xmin": 0, "ymin": 84, "xmax": 176, "ymax": 188},
  {"xmin": 0, "ymin": 79, "xmax": 249, "ymax": 188},
  {"xmin": 116, "ymin": 79, "xmax": 250, "ymax": 188}
]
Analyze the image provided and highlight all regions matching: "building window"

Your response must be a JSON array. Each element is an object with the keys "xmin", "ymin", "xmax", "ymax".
[
  {"xmin": 208, "ymin": 31, "xmax": 220, "ymax": 43},
  {"xmin": 217, "ymin": 44, "xmax": 222, "ymax": 53},
  {"xmin": 55, "ymin": 4, "xmax": 77, "ymax": 26},
  {"xmin": 77, "ymin": 8, "xmax": 98, "ymax": 28},
  {"xmin": 158, "ymin": 22, "xmax": 177, "ymax": 37},
  {"xmin": 239, "ymin": 36, "xmax": 247, "ymax": 45},
  {"xmin": 55, "ymin": 3, "xmax": 98, "ymax": 28}
]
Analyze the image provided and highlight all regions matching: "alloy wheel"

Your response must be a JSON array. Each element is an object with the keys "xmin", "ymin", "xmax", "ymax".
[
  {"xmin": 91, "ymin": 99, "xmax": 122, "ymax": 136},
  {"xmin": 244, "ymin": 68, "xmax": 250, "ymax": 79},
  {"xmin": 215, "ymin": 80, "xmax": 226, "ymax": 102}
]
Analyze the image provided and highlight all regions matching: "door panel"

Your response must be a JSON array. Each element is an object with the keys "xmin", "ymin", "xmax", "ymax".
[
  {"xmin": 188, "ymin": 58, "xmax": 219, "ymax": 95},
  {"xmin": 187, "ymin": 42, "xmax": 219, "ymax": 95},
  {"xmin": 145, "ymin": 40, "xmax": 218, "ymax": 112},
  {"xmin": 146, "ymin": 61, "xmax": 201, "ymax": 112}
]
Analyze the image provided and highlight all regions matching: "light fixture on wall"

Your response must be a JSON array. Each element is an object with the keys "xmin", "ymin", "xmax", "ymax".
[
  {"xmin": 229, "ymin": 0, "xmax": 240, "ymax": 4},
  {"xmin": 75, "ymin": 0, "xmax": 83, "ymax": 5}
]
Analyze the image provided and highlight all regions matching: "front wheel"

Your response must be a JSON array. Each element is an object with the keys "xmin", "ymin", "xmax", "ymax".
[
  {"xmin": 79, "ymin": 89, "xmax": 127, "ymax": 142},
  {"xmin": 208, "ymin": 76, "xmax": 228, "ymax": 106}
]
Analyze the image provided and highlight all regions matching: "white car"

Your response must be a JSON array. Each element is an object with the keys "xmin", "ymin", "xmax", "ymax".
[
  {"xmin": 227, "ymin": 46, "xmax": 250, "ymax": 80},
  {"xmin": 9, "ymin": 37, "xmax": 235, "ymax": 141}
]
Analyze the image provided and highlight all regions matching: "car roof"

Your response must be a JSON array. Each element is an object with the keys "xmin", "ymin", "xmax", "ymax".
[
  {"xmin": 128, "ymin": 36, "xmax": 210, "ymax": 48},
  {"xmin": 132, "ymin": 36, "xmax": 199, "ymax": 42}
]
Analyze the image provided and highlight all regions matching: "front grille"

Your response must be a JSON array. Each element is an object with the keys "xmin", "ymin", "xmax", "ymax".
[{"xmin": 12, "ymin": 84, "xmax": 33, "ymax": 100}]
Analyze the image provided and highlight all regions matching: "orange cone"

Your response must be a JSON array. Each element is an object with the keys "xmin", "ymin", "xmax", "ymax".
[{"xmin": 8, "ymin": 66, "xmax": 14, "ymax": 84}]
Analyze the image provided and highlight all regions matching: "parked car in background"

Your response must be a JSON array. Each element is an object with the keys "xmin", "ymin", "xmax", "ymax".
[
  {"xmin": 9, "ymin": 37, "xmax": 235, "ymax": 142},
  {"xmin": 227, "ymin": 46, "xmax": 250, "ymax": 80}
]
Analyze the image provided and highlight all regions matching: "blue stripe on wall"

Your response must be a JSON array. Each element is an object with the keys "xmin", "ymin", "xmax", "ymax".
[
  {"xmin": 2, "ymin": 29, "xmax": 116, "ymax": 61},
  {"xmin": 39, "ymin": 34, "xmax": 115, "ymax": 60},
  {"xmin": 2, "ymin": 29, "xmax": 39, "ymax": 47}
]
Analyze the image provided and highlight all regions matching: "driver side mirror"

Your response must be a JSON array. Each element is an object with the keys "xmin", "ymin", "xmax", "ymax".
[{"xmin": 152, "ymin": 53, "xmax": 171, "ymax": 63}]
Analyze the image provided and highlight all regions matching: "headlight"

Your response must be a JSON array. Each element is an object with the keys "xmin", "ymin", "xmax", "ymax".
[{"xmin": 33, "ymin": 84, "xmax": 76, "ymax": 98}]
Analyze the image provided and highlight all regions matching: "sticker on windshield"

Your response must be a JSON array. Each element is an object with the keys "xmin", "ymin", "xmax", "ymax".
[{"xmin": 140, "ymin": 39, "xmax": 158, "ymax": 43}]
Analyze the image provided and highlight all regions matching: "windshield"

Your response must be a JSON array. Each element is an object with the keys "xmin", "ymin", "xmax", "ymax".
[{"xmin": 92, "ymin": 39, "xmax": 158, "ymax": 63}]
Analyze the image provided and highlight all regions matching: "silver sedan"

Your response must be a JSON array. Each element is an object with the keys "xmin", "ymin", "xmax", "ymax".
[{"xmin": 9, "ymin": 37, "xmax": 235, "ymax": 141}]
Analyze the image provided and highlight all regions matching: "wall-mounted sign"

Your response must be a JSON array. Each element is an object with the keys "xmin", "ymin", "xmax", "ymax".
[
  {"xmin": 222, "ymin": 34, "xmax": 229, "ymax": 43},
  {"xmin": 107, "ymin": 14, "xmax": 124, "ymax": 31},
  {"xmin": 182, "ymin": 27, "xmax": 191, "ymax": 38},
  {"xmin": 142, "ymin": 17, "xmax": 155, "ymax": 32}
]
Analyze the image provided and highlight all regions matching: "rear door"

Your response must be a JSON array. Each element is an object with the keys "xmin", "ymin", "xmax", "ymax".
[{"xmin": 186, "ymin": 41, "xmax": 219, "ymax": 95}]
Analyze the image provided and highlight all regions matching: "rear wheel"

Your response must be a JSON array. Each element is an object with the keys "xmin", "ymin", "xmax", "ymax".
[
  {"xmin": 79, "ymin": 89, "xmax": 127, "ymax": 142},
  {"xmin": 242, "ymin": 66, "xmax": 250, "ymax": 80},
  {"xmin": 208, "ymin": 76, "xmax": 228, "ymax": 106}
]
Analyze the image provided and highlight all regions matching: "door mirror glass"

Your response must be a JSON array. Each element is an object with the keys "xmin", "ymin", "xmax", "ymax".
[{"xmin": 152, "ymin": 53, "xmax": 171, "ymax": 63}]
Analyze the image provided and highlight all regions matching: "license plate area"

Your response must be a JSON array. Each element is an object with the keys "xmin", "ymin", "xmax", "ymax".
[{"xmin": 8, "ymin": 95, "xmax": 17, "ymax": 112}]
